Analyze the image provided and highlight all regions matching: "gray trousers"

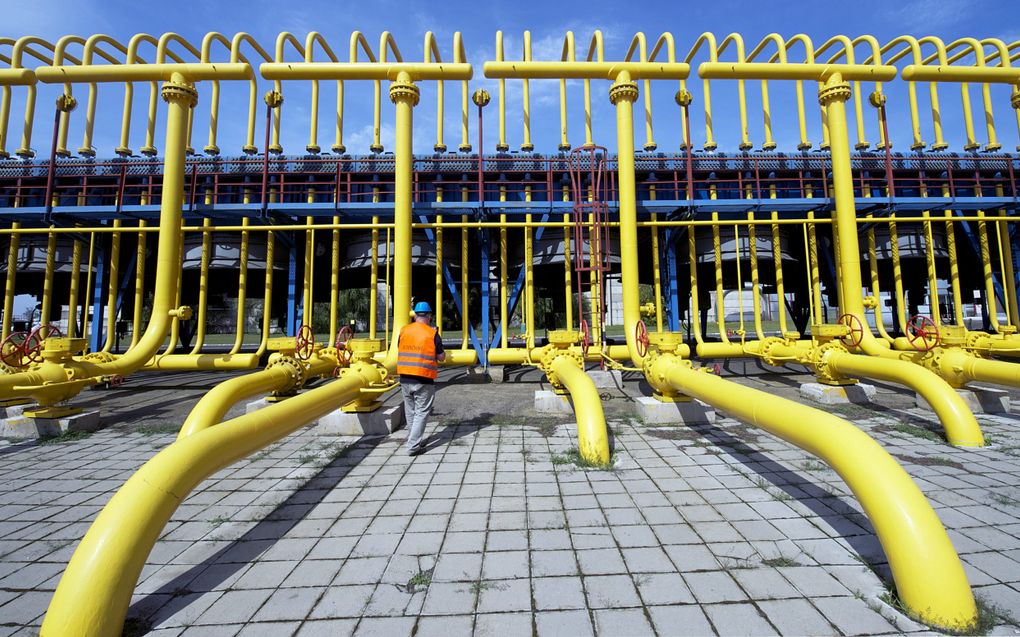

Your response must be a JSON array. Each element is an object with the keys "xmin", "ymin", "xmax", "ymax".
[{"xmin": 401, "ymin": 378, "xmax": 435, "ymax": 453}]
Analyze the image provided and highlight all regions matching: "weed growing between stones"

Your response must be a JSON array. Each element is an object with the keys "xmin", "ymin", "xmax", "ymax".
[{"xmin": 550, "ymin": 447, "xmax": 615, "ymax": 471}]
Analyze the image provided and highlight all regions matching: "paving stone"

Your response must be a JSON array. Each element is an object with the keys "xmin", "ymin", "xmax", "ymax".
[
  {"xmin": 533, "ymin": 576, "xmax": 586, "ymax": 610},
  {"xmin": 433, "ymin": 552, "xmax": 483, "ymax": 582},
  {"xmin": 683, "ymin": 571, "xmax": 748, "ymax": 603},
  {"xmin": 353, "ymin": 616, "xmax": 416, "ymax": 636},
  {"xmin": 295, "ymin": 619, "xmax": 359, "ymax": 636},
  {"xmin": 531, "ymin": 549, "xmax": 579, "ymax": 577},
  {"xmin": 193, "ymin": 589, "xmax": 274, "ymax": 625},
  {"xmin": 414, "ymin": 615, "xmax": 473, "ymax": 637},
  {"xmin": 535, "ymin": 609, "xmax": 595, "ymax": 637},
  {"xmin": 308, "ymin": 585, "xmax": 374, "ymax": 619},
  {"xmin": 704, "ymin": 601, "xmax": 779, "ymax": 635},
  {"xmin": 647, "ymin": 605, "xmax": 715, "ymax": 636},
  {"xmin": 583, "ymin": 574, "xmax": 642, "ymax": 608},
  {"xmin": 593, "ymin": 607, "xmax": 655, "ymax": 636},
  {"xmin": 758, "ymin": 598, "xmax": 836, "ymax": 635},
  {"xmin": 634, "ymin": 572, "xmax": 696, "ymax": 605},
  {"xmin": 476, "ymin": 578, "xmax": 531, "ymax": 613},
  {"xmin": 482, "ymin": 550, "xmax": 530, "ymax": 579},
  {"xmin": 250, "ymin": 587, "xmax": 324, "ymax": 623},
  {"xmin": 420, "ymin": 581, "xmax": 476, "ymax": 615},
  {"xmin": 813, "ymin": 596, "xmax": 898, "ymax": 634}
]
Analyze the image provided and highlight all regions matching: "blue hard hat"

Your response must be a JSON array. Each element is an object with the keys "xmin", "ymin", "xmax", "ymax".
[{"xmin": 413, "ymin": 301, "xmax": 433, "ymax": 314}]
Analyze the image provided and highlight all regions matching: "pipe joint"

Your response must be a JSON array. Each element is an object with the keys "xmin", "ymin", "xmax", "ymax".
[
  {"xmin": 674, "ymin": 89, "xmax": 693, "ymax": 107},
  {"xmin": 263, "ymin": 90, "xmax": 283, "ymax": 108},
  {"xmin": 539, "ymin": 344, "xmax": 584, "ymax": 393},
  {"xmin": 643, "ymin": 349, "xmax": 691, "ymax": 400},
  {"xmin": 55, "ymin": 94, "xmax": 77, "ymax": 113},
  {"xmin": 1011, "ymin": 88, "xmax": 1020, "ymax": 111},
  {"xmin": 609, "ymin": 81, "xmax": 638, "ymax": 105},
  {"xmin": 389, "ymin": 81, "xmax": 420, "ymax": 107},
  {"xmin": 169, "ymin": 306, "xmax": 193, "ymax": 321},
  {"xmin": 811, "ymin": 340, "xmax": 856, "ymax": 386},
  {"xmin": 818, "ymin": 81, "xmax": 851, "ymax": 107},
  {"xmin": 161, "ymin": 79, "xmax": 198, "ymax": 108},
  {"xmin": 265, "ymin": 354, "xmax": 306, "ymax": 395}
]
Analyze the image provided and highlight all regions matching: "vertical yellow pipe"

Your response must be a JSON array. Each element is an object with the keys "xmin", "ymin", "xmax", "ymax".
[
  {"xmin": 40, "ymin": 231, "xmax": 57, "ymax": 328},
  {"xmin": 867, "ymin": 226, "xmax": 894, "ymax": 342},
  {"xmin": 189, "ymin": 219, "xmax": 212, "ymax": 355},
  {"xmin": 747, "ymin": 213, "xmax": 764, "ymax": 340},
  {"xmin": 650, "ymin": 186, "xmax": 663, "ymax": 333},
  {"xmin": 101, "ymin": 221, "xmax": 122, "ymax": 352},
  {"xmin": 807, "ymin": 211, "xmax": 823, "ymax": 323},
  {"xmin": 461, "ymin": 214, "xmax": 468, "ymax": 349},
  {"xmin": 942, "ymin": 187, "xmax": 964, "ymax": 326},
  {"xmin": 688, "ymin": 225, "xmax": 704, "ymax": 344},
  {"xmin": 996, "ymin": 184, "xmax": 1018, "ymax": 326},
  {"xmin": 230, "ymin": 217, "xmax": 250, "ymax": 354},
  {"xmin": 256, "ymin": 230, "xmax": 275, "ymax": 357},
  {"xmin": 1, "ymin": 222, "xmax": 19, "ymax": 340},
  {"xmin": 67, "ymin": 235, "xmax": 83, "ymax": 339},
  {"xmin": 922, "ymin": 209, "xmax": 941, "ymax": 325},
  {"xmin": 976, "ymin": 208, "xmax": 1000, "ymax": 332},
  {"xmin": 369, "ymin": 213, "xmax": 379, "ymax": 339},
  {"xmin": 501, "ymin": 212, "xmax": 508, "ymax": 347},
  {"xmin": 712, "ymin": 213, "xmax": 730, "ymax": 344},
  {"xmin": 83, "ymin": 233, "xmax": 96, "ymax": 347},
  {"xmin": 385, "ymin": 73, "xmax": 418, "ymax": 366},
  {"xmin": 329, "ymin": 216, "xmax": 340, "ymax": 345},
  {"xmin": 770, "ymin": 212, "xmax": 789, "ymax": 335},
  {"xmin": 562, "ymin": 183, "xmax": 572, "ymax": 333},
  {"xmin": 888, "ymin": 215, "xmax": 907, "ymax": 333},
  {"xmin": 525, "ymin": 212, "xmax": 534, "ymax": 348},
  {"xmin": 129, "ymin": 222, "xmax": 147, "ymax": 349},
  {"xmin": 435, "ymin": 213, "xmax": 443, "ymax": 335},
  {"xmin": 303, "ymin": 217, "xmax": 314, "ymax": 330}
]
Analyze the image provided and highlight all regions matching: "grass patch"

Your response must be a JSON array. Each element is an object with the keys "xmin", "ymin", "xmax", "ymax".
[
  {"xmin": 400, "ymin": 568, "xmax": 433, "ymax": 594},
  {"xmin": 550, "ymin": 447, "xmax": 615, "ymax": 471},
  {"xmin": 990, "ymin": 493, "xmax": 1020, "ymax": 509},
  {"xmin": 873, "ymin": 422, "xmax": 944, "ymax": 443},
  {"xmin": 878, "ymin": 589, "xmax": 1018, "ymax": 634},
  {"xmin": 800, "ymin": 460, "xmax": 828, "ymax": 472},
  {"xmin": 469, "ymin": 579, "xmax": 496, "ymax": 594},
  {"xmin": 135, "ymin": 423, "xmax": 180, "ymax": 437},
  {"xmin": 893, "ymin": 453, "xmax": 964, "ymax": 469},
  {"xmin": 521, "ymin": 448, "xmax": 534, "ymax": 463},
  {"xmin": 37, "ymin": 430, "xmax": 92, "ymax": 445},
  {"xmin": 831, "ymin": 403, "xmax": 879, "ymax": 421},
  {"xmin": 297, "ymin": 453, "xmax": 318, "ymax": 465},
  {"xmin": 719, "ymin": 557, "xmax": 758, "ymax": 570},
  {"xmin": 762, "ymin": 556, "xmax": 802, "ymax": 567},
  {"xmin": 208, "ymin": 515, "xmax": 230, "ymax": 528}
]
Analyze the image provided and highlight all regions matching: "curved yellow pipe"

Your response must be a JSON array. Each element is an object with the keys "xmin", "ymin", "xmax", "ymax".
[
  {"xmin": 550, "ymin": 356, "xmax": 610, "ymax": 463},
  {"xmin": 40, "ymin": 366, "xmax": 378, "ymax": 637},
  {"xmin": 654, "ymin": 360, "xmax": 976, "ymax": 632},
  {"xmin": 827, "ymin": 351, "xmax": 983, "ymax": 446}
]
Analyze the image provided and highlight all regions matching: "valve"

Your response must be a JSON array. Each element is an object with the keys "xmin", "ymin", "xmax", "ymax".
[
  {"xmin": 862, "ymin": 295, "xmax": 878, "ymax": 309},
  {"xmin": 579, "ymin": 319, "xmax": 590, "ymax": 353},
  {"xmin": 25, "ymin": 324, "xmax": 62, "ymax": 364},
  {"xmin": 0, "ymin": 331, "xmax": 31, "ymax": 368},
  {"xmin": 169, "ymin": 306, "xmax": 193, "ymax": 320},
  {"xmin": 906, "ymin": 315, "xmax": 940, "ymax": 352},
  {"xmin": 294, "ymin": 324, "xmax": 315, "ymax": 361},
  {"xmin": 836, "ymin": 313, "xmax": 865, "ymax": 349},
  {"xmin": 334, "ymin": 325, "xmax": 354, "ymax": 367},
  {"xmin": 634, "ymin": 320, "xmax": 650, "ymax": 358}
]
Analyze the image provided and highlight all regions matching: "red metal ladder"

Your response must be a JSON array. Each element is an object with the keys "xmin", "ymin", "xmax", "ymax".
[{"xmin": 568, "ymin": 145, "xmax": 612, "ymax": 353}]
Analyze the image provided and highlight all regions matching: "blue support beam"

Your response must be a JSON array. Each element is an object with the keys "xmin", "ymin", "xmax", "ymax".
[
  {"xmin": 665, "ymin": 228, "xmax": 681, "ymax": 332},
  {"xmin": 88, "ymin": 230, "xmax": 107, "ymax": 353},
  {"xmin": 479, "ymin": 227, "xmax": 490, "ymax": 366},
  {"xmin": 287, "ymin": 231, "xmax": 298, "ymax": 336}
]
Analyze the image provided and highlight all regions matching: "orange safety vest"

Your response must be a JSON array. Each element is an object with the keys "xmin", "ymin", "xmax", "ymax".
[{"xmin": 397, "ymin": 322, "xmax": 439, "ymax": 380}]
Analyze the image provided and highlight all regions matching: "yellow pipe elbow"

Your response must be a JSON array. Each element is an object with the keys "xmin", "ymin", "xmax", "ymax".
[
  {"xmin": 827, "ymin": 351, "xmax": 984, "ymax": 447},
  {"xmin": 550, "ymin": 355, "xmax": 610, "ymax": 464},
  {"xmin": 658, "ymin": 361, "xmax": 977, "ymax": 632},
  {"xmin": 41, "ymin": 368, "xmax": 376, "ymax": 637}
]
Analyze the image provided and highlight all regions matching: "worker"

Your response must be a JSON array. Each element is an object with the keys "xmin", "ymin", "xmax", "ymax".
[{"xmin": 397, "ymin": 301, "xmax": 446, "ymax": 455}]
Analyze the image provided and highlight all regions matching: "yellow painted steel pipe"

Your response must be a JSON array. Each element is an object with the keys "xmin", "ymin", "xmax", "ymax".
[
  {"xmin": 143, "ymin": 353, "xmax": 261, "ymax": 371},
  {"xmin": 550, "ymin": 355, "xmax": 610, "ymax": 463},
  {"xmin": 35, "ymin": 63, "xmax": 253, "ymax": 83},
  {"xmin": 901, "ymin": 64, "xmax": 1020, "ymax": 83},
  {"xmin": 652, "ymin": 359, "xmax": 976, "ymax": 632},
  {"xmin": 260, "ymin": 62, "xmax": 472, "ymax": 81},
  {"xmin": 40, "ymin": 363, "xmax": 380, "ymax": 637},
  {"xmin": 699, "ymin": 62, "xmax": 897, "ymax": 82},
  {"xmin": 484, "ymin": 61, "xmax": 689, "ymax": 80},
  {"xmin": 611, "ymin": 71, "xmax": 643, "ymax": 365}
]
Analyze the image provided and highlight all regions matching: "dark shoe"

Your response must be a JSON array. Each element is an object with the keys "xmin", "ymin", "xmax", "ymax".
[{"xmin": 407, "ymin": 446, "xmax": 424, "ymax": 457}]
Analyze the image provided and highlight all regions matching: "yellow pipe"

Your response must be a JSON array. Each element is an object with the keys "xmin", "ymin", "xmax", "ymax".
[
  {"xmin": 461, "ymin": 214, "xmax": 469, "ymax": 349},
  {"xmin": 888, "ymin": 215, "xmax": 907, "ymax": 333},
  {"xmin": 688, "ymin": 226, "xmax": 704, "ymax": 344},
  {"xmin": 2, "ymin": 222, "xmax": 18, "ymax": 340},
  {"xmin": 40, "ymin": 363, "xmax": 379, "ymax": 637},
  {"xmin": 255, "ymin": 231, "xmax": 275, "ymax": 357},
  {"xmin": 229, "ymin": 217, "xmax": 250, "ymax": 355},
  {"xmin": 747, "ymin": 212, "xmax": 765, "ymax": 340},
  {"xmin": 178, "ymin": 354, "xmax": 335, "ymax": 439},
  {"xmin": 867, "ymin": 227, "xmax": 894, "ymax": 342},
  {"xmin": 130, "ymin": 222, "xmax": 147, "ymax": 349},
  {"xmin": 329, "ymin": 216, "xmax": 340, "ymax": 345},
  {"xmin": 501, "ymin": 214, "xmax": 509, "ymax": 347},
  {"xmin": 551, "ymin": 355, "xmax": 609, "ymax": 463},
  {"xmin": 976, "ymin": 207, "xmax": 1001, "ymax": 332},
  {"xmin": 101, "ymin": 221, "xmax": 122, "ymax": 353},
  {"xmin": 943, "ymin": 199, "xmax": 965, "ymax": 326},
  {"xmin": 712, "ymin": 213, "xmax": 730, "ymax": 344},
  {"xmin": 67, "ymin": 236, "xmax": 82, "ymax": 339},
  {"xmin": 303, "ymin": 217, "xmax": 314, "ymax": 329},
  {"xmin": 997, "ymin": 207, "xmax": 1019, "ymax": 327},
  {"xmin": 0, "ymin": 73, "xmax": 195, "ymax": 396},
  {"xmin": 189, "ymin": 219, "xmax": 211, "ymax": 355},
  {"xmin": 435, "ymin": 212, "xmax": 443, "ymax": 335},
  {"xmin": 525, "ymin": 212, "xmax": 534, "ymax": 348},
  {"xmin": 651, "ymin": 359, "xmax": 976, "ymax": 632},
  {"xmin": 734, "ymin": 223, "xmax": 746, "ymax": 340},
  {"xmin": 922, "ymin": 209, "xmax": 941, "ymax": 325},
  {"xmin": 39, "ymin": 230, "xmax": 57, "ymax": 328},
  {"xmin": 770, "ymin": 212, "xmax": 790, "ymax": 335},
  {"xmin": 383, "ymin": 71, "xmax": 416, "ymax": 371},
  {"xmin": 562, "ymin": 208, "xmax": 572, "ymax": 333}
]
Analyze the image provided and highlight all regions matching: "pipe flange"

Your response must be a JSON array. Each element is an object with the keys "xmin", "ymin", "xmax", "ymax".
[
  {"xmin": 810, "ymin": 340, "xmax": 850, "ymax": 384},
  {"xmin": 758, "ymin": 336, "xmax": 788, "ymax": 367},
  {"xmin": 965, "ymin": 331, "xmax": 991, "ymax": 354},
  {"xmin": 55, "ymin": 94, "xmax": 78, "ymax": 113},
  {"xmin": 609, "ymin": 81, "xmax": 639, "ymax": 105},
  {"xmin": 674, "ymin": 89, "xmax": 693, "ymax": 107},
  {"xmin": 472, "ymin": 89, "xmax": 491, "ymax": 107},
  {"xmin": 267, "ymin": 354, "xmax": 306, "ymax": 393},
  {"xmin": 82, "ymin": 351, "xmax": 117, "ymax": 364},
  {"xmin": 264, "ymin": 90, "xmax": 284, "ymax": 108},
  {"xmin": 818, "ymin": 82, "xmax": 851, "ymax": 106},
  {"xmin": 161, "ymin": 80, "xmax": 198, "ymax": 108},
  {"xmin": 1011, "ymin": 89, "xmax": 1020, "ymax": 111},
  {"xmin": 868, "ymin": 91, "xmax": 886, "ymax": 108},
  {"xmin": 389, "ymin": 82, "xmax": 420, "ymax": 106}
]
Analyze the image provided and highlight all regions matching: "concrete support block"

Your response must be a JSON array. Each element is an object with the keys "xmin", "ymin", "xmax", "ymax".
[
  {"xmin": 0, "ymin": 410, "xmax": 101, "ymax": 440},
  {"xmin": 316, "ymin": 405, "xmax": 405, "ymax": 437},
  {"xmin": 587, "ymin": 369, "xmax": 623, "ymax": 389},
  {"xmin": 487, "ymin": 365, "xmax": 506, "ymax": 383},
  {"xmin": 245, "ymin": 397, "xmax": 405, "ymax": 436},
  {"xmin": 916, "ymin": 386, "xmax": 1008, "ymax": 414},
  {"xmin": 635, "ymin": 396, "xmax": 715, "ymax": 424},
  {"xmin": 800, "ymin": 382, "xmax": 877, "ymax": 405},
  {"xmin": 534, "ymin": 390, "xmax": 573, "ymax": 415},
  {"xmin": 458, "ymin": 366, "xmax": 489, "ymax": 384},
  {"xmin": 0, "ymin": 402, "xmax": 32, "ymax": 421}
]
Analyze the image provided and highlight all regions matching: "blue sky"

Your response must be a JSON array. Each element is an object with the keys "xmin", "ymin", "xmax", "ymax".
[{"xmin": 5, "ymin": 0, "xmax": 1019, "ymax": 156}]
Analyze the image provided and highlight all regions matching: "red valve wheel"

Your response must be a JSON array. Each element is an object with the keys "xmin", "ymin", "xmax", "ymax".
[
  {"xmin": 579, "ymin": 319, "xmax": 590, "ymax": 352},
  {"xmin": 837, "ymin": 313, "xmax": 865, "ymax": 348},
  {"xmin": 0, "ymin": 331, "xmax": 30, "ymax": 368},
  {"xmin": 109, "ymin": 375, "xmax": 125, "ymax": 388},
  {"xmin": 635, "ymin": 320, "xmax": 650, "ymax": 358},
  {"xmin": 25, "ymin": 324, "xmax": 62, "ymax": 363},
  {"xmin": 334, "ymin": 325, "xmax": 354, "ymax": 351},
  {"xmin": 906, "ymin": 314, "xmax": 940, "ymax": 352},
  {"xmin": 332, "ymin": 366, "xmax": 343, "ymax": 378},
  {"xmin": 338, "ymin": 342, "xmax": 353, "ymax": 366},
  {"xmin": 294, "ymin": 324, "xmax": 315, "ymax": 361}
]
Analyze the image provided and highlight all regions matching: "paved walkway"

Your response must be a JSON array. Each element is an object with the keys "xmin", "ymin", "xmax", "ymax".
[{"xmin": 1, "ymin": 368, "xmax": 1019, "ymax": 636}]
